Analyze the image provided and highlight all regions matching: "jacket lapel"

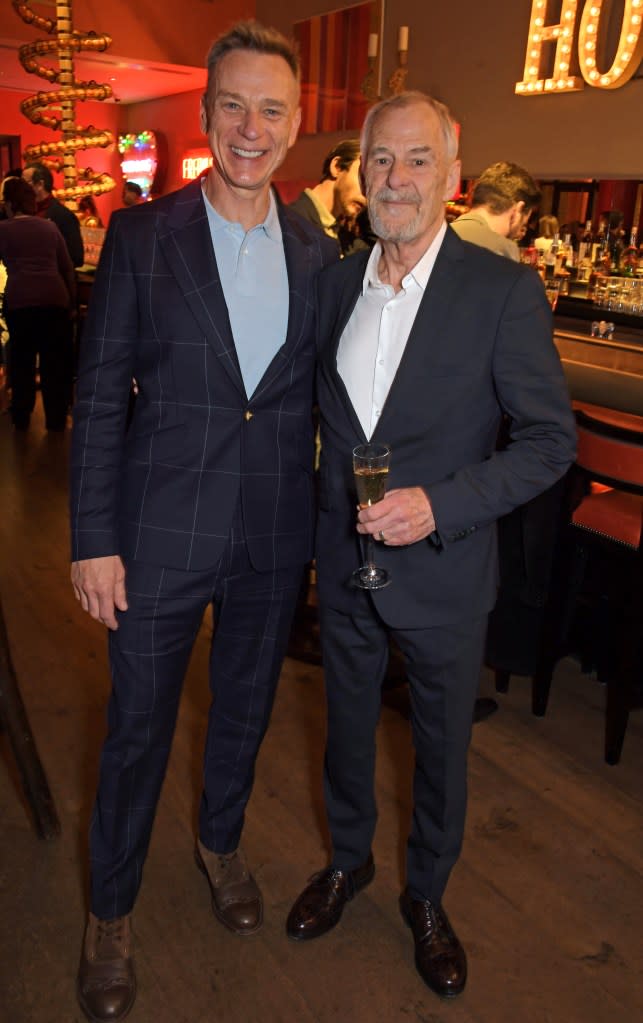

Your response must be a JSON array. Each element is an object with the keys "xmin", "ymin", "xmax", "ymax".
[
  {"xmin": 322, "ymin": 251, "xmax": 371, "ymax": 443},
  {"xmin": 156, "ymin": 177, "xmax": 244, "ymax": 393},
  {"xmin": 371, "ymin": 227, "xmax": 464, "ymax": 439}
]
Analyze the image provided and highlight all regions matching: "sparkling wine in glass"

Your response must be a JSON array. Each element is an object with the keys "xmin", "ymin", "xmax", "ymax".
[{"xmin": 351, "ymin": 443, "xmax": 391, "ymax": 590}]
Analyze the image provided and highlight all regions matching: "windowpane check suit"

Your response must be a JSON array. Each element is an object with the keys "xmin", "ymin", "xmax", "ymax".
[{"xmin": 70, "ymin": 177, "xmax": 337, "ymax": 917}]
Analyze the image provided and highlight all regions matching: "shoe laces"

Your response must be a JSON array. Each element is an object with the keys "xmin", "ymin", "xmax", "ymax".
[{"xmin": 95, "ymin": 917, "xmax": 129, "ymax": 958}]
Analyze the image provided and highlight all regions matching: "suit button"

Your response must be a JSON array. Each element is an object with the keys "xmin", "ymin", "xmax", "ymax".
[{"xmin": 245, "ymin": 410, "xmax": 253, "ymax": 421}]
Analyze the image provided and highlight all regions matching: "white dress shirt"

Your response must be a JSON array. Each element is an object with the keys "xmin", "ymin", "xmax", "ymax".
[{"xmin": 337, "ymin": 222, "xmax": 447, "ymax": 438}]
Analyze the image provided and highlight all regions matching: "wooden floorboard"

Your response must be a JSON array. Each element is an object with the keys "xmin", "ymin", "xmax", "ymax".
[{"xmin": 0, "ymin": 399, "xmax": 641, "ymax": 1023}]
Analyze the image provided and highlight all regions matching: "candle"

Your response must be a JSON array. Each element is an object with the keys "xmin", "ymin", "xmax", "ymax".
[
  {"xmin": 398, "ymin": 25, "xmax": 409, "ymax": 52},
  {"xmin": 368, "ymin": 32, "xmax": 378, "ymax": 58}
]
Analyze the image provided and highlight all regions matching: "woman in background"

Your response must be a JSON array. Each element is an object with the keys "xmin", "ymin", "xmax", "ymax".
[
  {"xmin": 0, "ymin": 176, "xmax": 76, "ymax": 431},
  {"xmin": 77, "ymin": 194, "xmax": 104, "ymax": 228},
  {"xmin": 534, "ymin": 214, "xmax": 559, "ymax": 252}
]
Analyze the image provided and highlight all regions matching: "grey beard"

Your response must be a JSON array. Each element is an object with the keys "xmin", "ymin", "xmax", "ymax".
[{"xmin": 368, "ymin": 196, "xmax": 422, "ymax": 244}]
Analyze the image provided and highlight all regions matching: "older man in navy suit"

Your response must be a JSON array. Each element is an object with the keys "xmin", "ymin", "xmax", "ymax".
[
  {"xmin": 286, "ymin": 91, "xmax": 576, "ymax": 999},
  {"xmin": 70, "ymin": 21, "xmax": 337, "ymax": 1022}
]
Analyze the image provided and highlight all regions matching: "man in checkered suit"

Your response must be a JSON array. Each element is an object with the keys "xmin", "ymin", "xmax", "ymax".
[{"xmin": 70, "ymin": 21, "xmax": 337, "ymax": 1022}]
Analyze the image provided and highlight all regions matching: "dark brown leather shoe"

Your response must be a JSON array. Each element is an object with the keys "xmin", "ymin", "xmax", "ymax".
[
  {"xmin": 400, "ymin": 890, "xmax": 467, "ymax": 999},
  {"xmin": 77, "ymin": 913, "xmax": 136, "ymax": 1022},
  {"xmin": 286, "ymin": 854, "xmax": 375, "ymax": 941},
  {"xmin": 195, "ymin": 839, "xmax": 263, "ymax": 935}
]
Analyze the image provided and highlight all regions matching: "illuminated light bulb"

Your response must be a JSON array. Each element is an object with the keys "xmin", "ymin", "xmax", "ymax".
[
  {"xmin": 534, "ymin": 17, "xmax": 544, "ymax": 27},
  {"xmin": 632, "ymin": 15, "xmax": 642, "ymax": 24},
  {"xmin": 553, "ymin": 28, "xmax": 561, "ymax": 37},
  {"xmin": 530, "ymin": 48, "xmax": 539, "ymax": 58},
  {"xmin": 621, "ymin": 51, "xmax": 631, "ymax": 61},
  {"xmin": 559, "ymin": 62, "xmax": 569, "ymax": 70},
  {"xmin": 589, "ymin": 69, "xmax": 599, "ymax": 79},
  {"xmin": 536, "ymin": 80, "xmax": 543, "ymax": 90},
  {"xmin": 527, "ymin": 82, "xmax": 535, "ymax": 90},
  {"xmin": 533, "ymin": 32, "xmax": 542, "ymax": 41},
  {"xmin": 529, "ymin": 65, "xmax": 538, "ymax": 75},
  {"xmin": 585, "ymin": 57, "xmax": 596, "ymax": 66},
  {"xmin": 600, "ymin": 76, "xmax": 610, "ymax": 85},
  {"xmin": 585, "ymin": 41, "xmax": 595, "ymax": 49},
  {"xmin": 627, "ymin": 33, "xmax": 637, "ymax": 43},
  {"xmin": 562, "ymin": 27, "xmax": 571, "ymax": 36}
]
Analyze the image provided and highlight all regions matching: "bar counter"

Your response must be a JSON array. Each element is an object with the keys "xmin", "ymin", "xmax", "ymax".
[{"xmin": 553, "ymin": 305, "xmax": 643, "ymax": 416}]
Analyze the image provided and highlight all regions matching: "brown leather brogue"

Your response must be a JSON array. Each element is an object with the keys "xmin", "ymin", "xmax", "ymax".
[
  {"xmin": 400, "ymin": 890, "xmax": 467, "ymax": 999},
  {"xmin": 195, "ymin": 839, "xmax": 263, "ymax": 935},
  {"xmin": 286, "ymin": 854, "xmax": 375, "ymax": 940},
  {"xmin": 77, "ymin": 912, "xmax": 136, "ymax": 1022}
]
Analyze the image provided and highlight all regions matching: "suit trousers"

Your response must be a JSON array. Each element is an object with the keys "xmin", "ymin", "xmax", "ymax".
[
  {"xmin": 320, "ymin": 601, "xmax": 487, "ymax": 904},
  {"xmin": 90, "ymin": 503, "xmax": 302, "ymax": 919}
]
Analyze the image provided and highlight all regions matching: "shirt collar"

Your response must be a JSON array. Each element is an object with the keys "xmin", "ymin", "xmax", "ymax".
[
  {"xmin": 303, "ymin": 187, "xmax": 337, "ymax": 236},
  {"xmin": 201, "ymin": 183, "xmax": 281, "ymax": 241},
  {"xmin": 361, "ymin": 220, "xmax": 448, "ymax": 296}
]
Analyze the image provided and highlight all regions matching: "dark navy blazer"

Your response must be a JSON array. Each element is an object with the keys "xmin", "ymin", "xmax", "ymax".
[
  {"xmin": 70, "ymin": 177, "xmax": 337, "ymax": 573},
  {"xmin": 315, "ymin": 227, "xmax": 577, "ymax": 629}
]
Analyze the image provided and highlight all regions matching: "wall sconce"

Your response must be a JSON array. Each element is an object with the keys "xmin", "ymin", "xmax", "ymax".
[
  {"xmin": 361, "ymin": 32, "xmax": 380, "ymax": 104},
  {"xmin": 388, "ymin": 25, "xmax": 409, "ymax": 95}
]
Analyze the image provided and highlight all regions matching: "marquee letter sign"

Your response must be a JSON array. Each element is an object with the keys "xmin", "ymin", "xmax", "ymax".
[{"xmin": 516, "ymin": 0, "xmax": 643, "ymax": 94}]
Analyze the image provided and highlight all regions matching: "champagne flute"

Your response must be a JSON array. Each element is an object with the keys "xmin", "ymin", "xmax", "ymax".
[{"xmin": 351, "ymin": 443, "xmax": 391, "ymax": 590}]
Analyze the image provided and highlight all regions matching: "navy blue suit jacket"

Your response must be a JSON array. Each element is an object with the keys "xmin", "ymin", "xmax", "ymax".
[
  {"xmin": 70, "ymin": 177, "xmax": 337, "ymax": 572},
  {"xmin": 315, "ymin": 228, "xmax": 577, "ymax": 628}
]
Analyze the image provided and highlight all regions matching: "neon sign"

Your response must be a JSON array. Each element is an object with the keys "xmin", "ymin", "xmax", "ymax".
[
  {"xmin": 516, "ymin": 0, "xmax": 643, "ymax": 95},
  {"xmin": 182, "ymin": 149, "xmax": 213, "ymax": 181},
  {"xmin": 118, "ymin": 131, "xmax": 159, "ymax": 198}
]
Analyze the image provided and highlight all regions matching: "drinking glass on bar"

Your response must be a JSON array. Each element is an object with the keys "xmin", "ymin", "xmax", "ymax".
[{"xmin": 351, "ymin": 443, "xmax": 391, "ymax": 590}]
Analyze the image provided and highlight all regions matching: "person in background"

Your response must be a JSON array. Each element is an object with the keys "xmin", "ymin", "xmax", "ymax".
[
  {"xmin": 77, "ymin": 194, "xmax": 104, "ymax": 228},
  {"xmin": 121, "ymin": 180, "xmax": 144, "ymax": 207},
  {"xmin": 70, "ymin": 20, "xmax": 337, "ymax": 1023},
  {"xmin": 286, "ymin": 90, "xmax": 575, "ymax": 999},
  {"xmin": 22, "ymin": 162, "xmax": 84, "ymax": 267},
  {"xmin": 451, "ymin": 161, "xmax": 541, "ymax": 261},
  {"xmin": 0, "ymin": 176, "xmax": 76, "ymax": 431},
  {"xmin": 289, "ymin": 139, "xmax": 366, "ymax": 255},
  {"xmin": 534, "ymin": 213, "xmax": 560, "ymax": 252}
]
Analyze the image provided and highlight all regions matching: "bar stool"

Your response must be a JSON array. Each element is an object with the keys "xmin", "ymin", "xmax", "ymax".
[{"xmin": 533, "ymin": 403, "xmax": 643, "ymax": 764}]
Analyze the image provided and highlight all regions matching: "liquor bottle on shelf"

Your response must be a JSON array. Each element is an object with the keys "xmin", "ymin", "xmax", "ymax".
[
  {"xmin": 597, "ymin": 232, "xmax": 612, "ymax": 274},
  {"xmin": 557, "ymin": 233, "xmax": 574, "ymax": 293},
  {"xmin": 587, "ymin": 233, "xmax": 610, "ymax": 301},
  {"xmin": 577, "ymin": 220, "xmax": 593, "ymax": 283},
  {"xmin": 562, "ymin": 233, "xmax": 575, "ymax": 269},
  {"xmin": 544, "ymin": 232, "xmax": 559, "ymax": 279},
  {"xmin": 620, "ymin": 226, "xmax": 639, "ymax": 276},
  {"xmin": 591, "ymin": 223, "xmax": 606, "ymax": 265},
  {"xmin": 577, "ymin": 220, "xmax": 593, "ymax": 265}
]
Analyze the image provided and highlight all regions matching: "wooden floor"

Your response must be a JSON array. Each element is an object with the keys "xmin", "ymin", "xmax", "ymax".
[{"xmin": 1, "ymin": 398, "xmax": 642, "ymax": 1023}]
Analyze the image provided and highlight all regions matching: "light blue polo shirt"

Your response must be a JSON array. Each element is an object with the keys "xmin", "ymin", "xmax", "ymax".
[{"xmin": 202, "ymin": 186, "xmax": 289, "ymax": 399}]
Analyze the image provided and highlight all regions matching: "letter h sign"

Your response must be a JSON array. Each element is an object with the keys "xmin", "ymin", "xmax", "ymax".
[{"xmin": 516, "ymin": 0, "xmax": 643, "ymax": 94}]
